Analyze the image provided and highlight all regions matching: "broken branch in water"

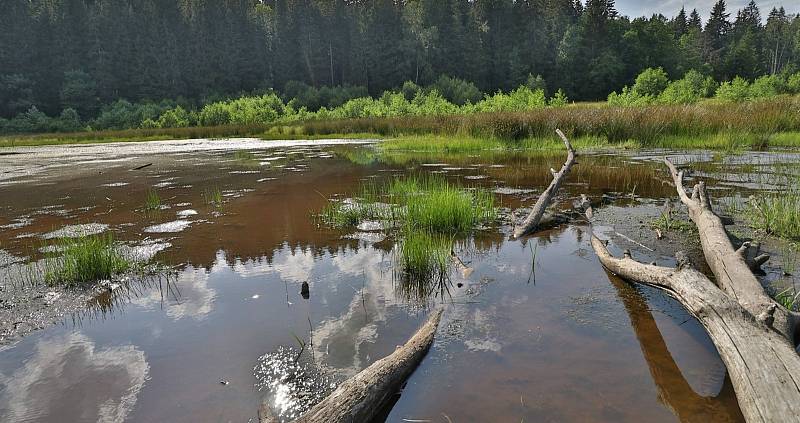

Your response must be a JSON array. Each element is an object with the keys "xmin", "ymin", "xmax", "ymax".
[{"xmin": 512, "ymin": 129, "xmax": 577, "ymax": 239}]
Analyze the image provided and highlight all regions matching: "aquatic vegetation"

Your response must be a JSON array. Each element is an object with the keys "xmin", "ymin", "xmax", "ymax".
[
  {"xmin": 651, "ymin": 212, "xmax": 694, "ymax": 233},
  {"xmin": 204, "ymin": 186, "xmax": 224, "ymax": 208},
  {"xmin": 44, "ymin": 235, "xmax": 132, "ymax": 286},
  {"xmin": 746, "ymin": 186, "xmax": 800, "ymax": 240},
  {"xmin": 320, "ymin": 176, "xmax": 496, "ymax": 299},
  {"xmin": 775, "ymin": 287, "xmax": 800, "ymax": 312},
  {"xmin": 394, "ymin": 231, "xmax": 452, "ymax": 299},
  {"xmin": 389, "ymin": 176, "xmax": 496, "ymax": 234},
  {"xmin": 143, "ymin": 189, "xmax": 162, "ymax": 211}
]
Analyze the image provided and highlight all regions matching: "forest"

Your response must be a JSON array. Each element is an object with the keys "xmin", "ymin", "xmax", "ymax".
[{"xmin": 2, "ymin": 0, "xmax": 800, "ymax": 135}]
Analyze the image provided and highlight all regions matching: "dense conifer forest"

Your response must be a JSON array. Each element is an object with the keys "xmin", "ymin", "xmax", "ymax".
[{"xmin": 1, "ymin": 0, "xmax": 799, "ymax": 134}]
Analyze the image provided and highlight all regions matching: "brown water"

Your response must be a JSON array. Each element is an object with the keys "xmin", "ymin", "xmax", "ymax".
[{"xmin": 1, "ymin": 139, "xmax": 798, "ymax": 422}]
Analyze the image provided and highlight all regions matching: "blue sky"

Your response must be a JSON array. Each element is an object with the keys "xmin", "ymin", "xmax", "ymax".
[{"xmin": 615, "ymin": 1, "xmax": 800, "ymax": 20}]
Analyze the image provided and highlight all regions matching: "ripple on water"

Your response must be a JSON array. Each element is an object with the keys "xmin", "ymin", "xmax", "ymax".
[
  {"xmin": 143, "ymin": 220, "xmax": 192, "ymax": 233},
  {"xmin": 176, "ymin": 209, "xmax": 198, "ymax": 218}
]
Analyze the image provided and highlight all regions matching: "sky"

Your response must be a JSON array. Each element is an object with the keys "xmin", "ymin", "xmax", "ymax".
[{"xmin": 614, "ymin": 1, "xmax": 800, "ymax": 21}]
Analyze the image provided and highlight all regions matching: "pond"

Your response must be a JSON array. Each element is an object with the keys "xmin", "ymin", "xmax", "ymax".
[{"xmin": 1, "ymin": 139, "xmax": 798, "ymax": 422}]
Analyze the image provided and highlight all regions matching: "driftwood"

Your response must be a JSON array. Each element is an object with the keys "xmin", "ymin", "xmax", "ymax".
[
  {"xmin": 590, "ymin": 157, "xmax": 800, "ymax": 423},
  {"xmin": 261, "ymin": 308, "xmax": 443, "ymax": 423},
  {"xmin": 512, "ymin": 129, "xmax": 576, "ymax": 239}
]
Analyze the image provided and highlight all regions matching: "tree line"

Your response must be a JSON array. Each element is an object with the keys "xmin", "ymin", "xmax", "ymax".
[{"xmin": 1, "ymin": 0, "xmax": 799, "ymax": 126}]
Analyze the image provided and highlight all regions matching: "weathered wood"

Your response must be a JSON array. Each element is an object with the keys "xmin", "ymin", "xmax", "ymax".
[
  {"xmin": 591, "ymin": 237, "xmax": 800, "ymax": 423},
  {"xmin": 279, "ymin": 308, "xmax": 443, "ymax": 423},
  {"xmin": 664, "ymin": 158, "xmax": 795, "ymax": 341},
  {"xmin": 512, "ymin": 129, "xmax": 576, "ymax": 238}
]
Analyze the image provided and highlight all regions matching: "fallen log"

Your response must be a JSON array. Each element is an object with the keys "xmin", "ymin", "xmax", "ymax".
[
  {"xmin": 589, "ymin": 157, "xmax": 800, "ymax": 423},
  {"xmin": 261, "ymin": 308, "xmax": 443, "ymax": 423},
  {"xmin": 512, "ymin": 129, "xmax": 576, "ymax": 239},
  {"xmin": 663, "ymin": 158, "xmax": 794, "ymax": 341}
]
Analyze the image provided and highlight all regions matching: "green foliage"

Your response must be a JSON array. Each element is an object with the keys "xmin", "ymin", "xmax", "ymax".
[
  {"xmin": 632, "ymin": 67, "xmax": 669, "ymax": 97},
  {"xmin": 749, "ymin": 75, "xmax": 785, "ymax": 98},
  {"xmin": 430, "ymin": 75, "xmax": 483, "ymax": 106},
  {"xmin": 658, "ymin": 70, "xmax": 716, "ymax": 104},
  {"xmin": 746, "ymin": 185, "xmax": 800, "ymax": 240},
  {"xmin": 44, "ymin": 235, "xmax": 131, "ymax": 286},
  {"xmin": 283, "ymin": 81, "xmax": 369, "ymax": 112},
  {"xmin": 716, "ymin": 77, "xmax": 751, "ymax": 102},
  {"xmin": 548, "ymin": 89, "xmax": 569, "ymax": 107},
  {"xmin": 470, "ymin": 87, "xmax": 547, "ymax": 113},
  {"xmin": 525, "ymin": 74, "xmax": 548, "ymax": 95},
  {"xmin": 156, "ymin": 106, "xmax": 193, "ymax": 128},
  {"xmin": 788, "ymin": 73, "xmax": 800, "ymax": 94},
  {"xmin": 607, "ymin": 86, "xmax": 653, "ymax": 106},
  {"xmin": 204, "ymin": 186, "xmax": 224, "ymax": 208},
  {"xmin": 143, "ymin": 189, "xmax": 162, "ymax": 211},
  {"xmin": 60, "ymin": 70, "xmax": 98, "ymax": 118},
  {"xmin": 396, "ymin": 230, "xmax": 451, "ymax": 291}
]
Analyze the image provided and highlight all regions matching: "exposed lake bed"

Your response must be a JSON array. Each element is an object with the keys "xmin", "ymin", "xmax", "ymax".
[{"xmin": 1, "ymin": 138, "xmax": 798, "ymax": 422}]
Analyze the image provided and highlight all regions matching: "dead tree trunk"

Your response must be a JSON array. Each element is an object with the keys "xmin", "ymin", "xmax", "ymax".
[
  {"xmin": 512, "ymin": 129, "xmax": 576, "ymax": 239},
  {"xmin": 261, "ymin": 308, "xmax": 443, "ymax": 423},
  {"xmin": 590, "ymin": 158, "xmax": 800, "ymax": 423}
]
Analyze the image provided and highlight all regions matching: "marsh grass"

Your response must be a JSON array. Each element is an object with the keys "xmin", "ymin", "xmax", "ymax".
[
  {"xmin": 204, "ymin": 186, "xmax": 224, "ymax": 208},
  {"xmin": 43, "ymin": 234, "xmax": 132, "ymax": 286},
  {"xmin": 775, "ymin": 286, "xmax": 800, "ymax": 312},
  {"xmin": 393, "ymin": 231, "xmax": 453, "ymax": 299},
  {"xmin": 320, "ymin": 175, "xmax": 496, "ymax": 299},
  {"xmin": 746, "ymin": 186, "xmax": 800, "ymax": 240},
  {"xmin": 143, "ymin": 189, "xmax": 162, "ymax": 211}
]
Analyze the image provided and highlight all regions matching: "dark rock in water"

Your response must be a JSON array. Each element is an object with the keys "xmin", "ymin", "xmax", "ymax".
[{"xmin": 300, "ymin": 282, "xmax": 310, "ymax": 299}]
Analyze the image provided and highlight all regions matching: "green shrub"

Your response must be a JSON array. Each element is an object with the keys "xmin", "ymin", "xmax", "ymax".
[
  {"xmin": 401, "ymin": 81, "xmax": 422, "ymax": 101},
  {"xmin": 548, "ymin": 89, "xmax": 569, "ymax": 107},
  {"xmin": 525, "ymin": 74, "xmax": 548, "ymax": 95},
  {"xmin": 659, "ymin": 70, "xmax": 716, "ymax": 104},
  {"xmin": 632, "ymin": 67, "xmax": 669, "ymax": 97},
  {"xmin": 430, "ymin": 75, "xmax": 482, "ymax": 106},
  {"xmin": 749, "ymin": 75, "xmax": 784, "ymax": 98},
  {"xmin": 157, "ymin": 105, "xmax": 192, "ymax": 128},
  {"xmin": 787, "ymin": 73, "xmax": 800, "ymax": 94},
  {"xmin": 471, "ymin": 87, "xmax": 547, "ymax": 113},
  {"xmin": 716, "ymin": 77, "xmax": 751, "ymax": 101},
  {"xmin": 608, "ymin": 86, "xmax": 653, "ymax": 106}
]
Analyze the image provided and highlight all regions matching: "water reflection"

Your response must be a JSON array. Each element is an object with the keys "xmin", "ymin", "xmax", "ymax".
[
  {"xmin": 605, "ymin": 272, "xmax": 744, "ymax": 422},
  {"xmin": 0, "ymin": 333, "xmax": 149, "ymax": 422}
]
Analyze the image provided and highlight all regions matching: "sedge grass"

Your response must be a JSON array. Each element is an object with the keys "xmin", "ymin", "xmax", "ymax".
[
  {"xmin": 143, "ymin": 189, "xmax": 162, "ymax": 211},
  {"xmin": 43, "ymin": 234, "xmax": 132, "ymax": 286},
  {"xmin": 746, "ymin": 186, "xmax": 800, "ymax": 241},
  {"xmin": 204, "ymin": 186, "xmax": 224, "ymax": 208}
]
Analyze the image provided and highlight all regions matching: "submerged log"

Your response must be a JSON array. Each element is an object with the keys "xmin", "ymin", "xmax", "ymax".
[
  {"xmin": 512, "ymin": 129, "xmax": 577, "ymax": 239},
  {"xmin": 590, "ymin": 157, "xmax": 800, "ymax": 423},
  {"xmin": 261, "ymin": 308, "xmax": 444, "ymax": 423}
]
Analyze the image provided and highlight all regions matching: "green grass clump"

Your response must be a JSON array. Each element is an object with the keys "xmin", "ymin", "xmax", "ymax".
[
  {"xmin": 44, "ymin": 235, "xmax": 131, "ymax": 286},
  {"xmin": 775, "ymin": 287, "xmax": 800, "ymax": 312},
  {"xmin": 143, "ymin": 189, "xmax": 161, "ymax": 211},
  {"xmin": 746, "ymin": 188, "xmax": 800, "ymax": 240},
  {"xmin": 388, "ymin": 176, "xmax": 496, "ymax": 233},
  {"xmin": 204, "ymin": 186, "xmax": 224, "ymax": 208},
  {"xmin": 395, "ymin": 231, "xmax": 452, "ymax": 298},
  {"xmin": 651, "ymin": 212, "xmax": 694, "ymax": 233}
]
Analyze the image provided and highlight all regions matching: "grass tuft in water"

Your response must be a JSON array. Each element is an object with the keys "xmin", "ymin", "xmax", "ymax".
[
  {"xmin": 204, "ymin": 186, "xmax": 224, "ymax": 208},
  {"xmin": 44, "ymin": 234, "xmax": 132, "ymax": 286},
  {"xmin": 394, "ymin": 231, "xmax": 453, "ymax": 299},
  {"xmin": 143, "ymin": 189, "xmax": 162, "ymax": 211}
]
